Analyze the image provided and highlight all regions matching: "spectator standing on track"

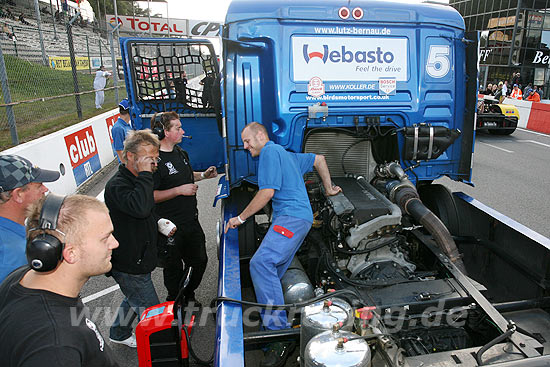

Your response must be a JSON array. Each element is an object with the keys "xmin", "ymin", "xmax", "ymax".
[
  {"xmin": 225, "ymin": 122, "xmax": 342, "ymax": 367},
  {"xmin": 510, "ymin": 84, "xmax": 522, "ymax": 100},
  {"xmin": 151, "ymin": 111, "xmax": 217, "ymax": 304},
  {"xmin": 0, "ymin": 155, "xmax": 59, "ymax": 283},
  {"xmin": 0, "ymin": 194, "xmax": 120, "ymax": 366},
  {"xmin": 104, "ymin": 130, "xmax": 176, "ymax": 348},
  {"xmin": 111, "ymin": 99, "xmax": 134, "ymax": 163},
  {"xmin": 94, "ymin": 65, "xmax": 111, "ymax": 109}
]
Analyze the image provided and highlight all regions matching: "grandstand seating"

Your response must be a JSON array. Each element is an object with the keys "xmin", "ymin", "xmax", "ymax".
[{"xmin": 0, "ymin": 2, "xmax": 115, "ymax": 65}]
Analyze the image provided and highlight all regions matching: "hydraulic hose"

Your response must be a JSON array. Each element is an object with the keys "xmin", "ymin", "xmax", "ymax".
[
  {"xmin": 394, "ymin": 186, "xmax": 467, "ymax": 274},
  {"xmin": 475, "ymin": 324, "xmax": 516, "ymax": 366}
]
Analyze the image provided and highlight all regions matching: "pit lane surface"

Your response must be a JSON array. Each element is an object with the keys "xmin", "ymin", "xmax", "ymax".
[{"xmin": 78, "ymin": 128, "xmax": 550, "ymax": 367}]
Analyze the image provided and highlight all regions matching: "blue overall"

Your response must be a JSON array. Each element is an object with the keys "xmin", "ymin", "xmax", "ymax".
[
  {"xmin": 249, "ymin": 141, "xmax": 315, "ymax": 330},
  {"xmin": 111, "ymin": 117, "xmax": 133, "ymax": 163}
]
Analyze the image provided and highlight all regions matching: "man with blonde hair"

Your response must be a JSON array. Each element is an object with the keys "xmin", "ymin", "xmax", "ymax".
[
  {"xmin": 0, "ymin": 194, "xmax": 120, "ymax": 366},
  {"xmin": 105, "ymin": 129, "xmax": 176, "ymax": 348}
]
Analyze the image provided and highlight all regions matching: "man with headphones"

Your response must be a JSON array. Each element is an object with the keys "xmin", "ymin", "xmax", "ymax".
[
  {"xmin": 151, "ymin": 111, "xmax": 217, "ymax": 305},
  {"xmin": 0, "ymin": 194, "xmax": 120, "ymax": 366},
  {"xmin": 0, "ymin": 154, "xmax": 59, "ymax": 283},
  {"xmin": 104, "ymin": 129, "xmax": 176, "ymax": 348}
]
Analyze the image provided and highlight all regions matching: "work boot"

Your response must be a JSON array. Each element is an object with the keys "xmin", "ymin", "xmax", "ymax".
[{"xmin": 260, "ymin": 341, "xmax": 295, "ymax": 367}]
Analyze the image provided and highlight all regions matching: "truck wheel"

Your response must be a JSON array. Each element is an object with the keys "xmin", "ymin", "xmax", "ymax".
[{"xmin": 418, "ymin": 184, "xmax": 461, "ymax": 236}]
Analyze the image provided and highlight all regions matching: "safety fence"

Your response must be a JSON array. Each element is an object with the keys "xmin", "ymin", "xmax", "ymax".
[{"xmin": 0, "ymin": 5, "xmax": 126, "ymax": 150}]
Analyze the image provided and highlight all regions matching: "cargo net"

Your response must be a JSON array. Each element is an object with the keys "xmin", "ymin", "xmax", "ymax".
[{"xmin": 130, "ymin": 42, "xmax": 217, "ymax": 115}]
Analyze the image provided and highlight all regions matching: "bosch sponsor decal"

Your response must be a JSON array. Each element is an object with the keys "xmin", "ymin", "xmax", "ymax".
[
  {"xmin": 379, "ymin": 78, "xmax": 396, "ymax": 95},
  {"xmin": 292, "ymin": 36, "xmax": 408, "ymax": 82},
  {"xmin": 105, "ymin": 114, "xmax": 120, "ymax": 144},
  {"xmin": 64, "ymin": 126, "xmax": 102, "ymax": 186}
]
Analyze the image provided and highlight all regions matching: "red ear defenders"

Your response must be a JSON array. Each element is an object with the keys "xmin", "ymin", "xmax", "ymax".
[
  {"xmin": 26, "ymin": 194, "xmax": 66, "ymax": 272},
  {"xmin": 152, "ymin": 112, "xmax": 166, "ymax": 140}
]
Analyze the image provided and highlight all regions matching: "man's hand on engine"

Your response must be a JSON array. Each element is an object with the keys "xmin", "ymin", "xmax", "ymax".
[{"xmin": 325, "ymin": 185, "xmax": 342, "ymax": 196}]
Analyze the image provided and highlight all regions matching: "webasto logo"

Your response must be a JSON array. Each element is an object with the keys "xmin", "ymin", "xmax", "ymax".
[{"xmin": 303, "ymin": 44, "xmax": 395, "ymax": 64}]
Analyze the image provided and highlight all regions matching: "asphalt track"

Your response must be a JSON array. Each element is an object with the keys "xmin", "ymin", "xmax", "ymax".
[{"xmin": 77, "ymin": 127, "xmax": 550, "ymax": 366}]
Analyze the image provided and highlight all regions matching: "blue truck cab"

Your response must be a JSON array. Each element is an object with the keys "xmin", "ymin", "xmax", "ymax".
[{"xmin": 121, "ymin": 1, "xmax": 550, "ymax": 366}]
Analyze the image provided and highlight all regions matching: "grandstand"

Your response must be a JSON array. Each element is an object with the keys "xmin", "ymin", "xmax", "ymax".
[{"xmin": 0, "ymin": 1, "xmax": 113, "ymax": 65}]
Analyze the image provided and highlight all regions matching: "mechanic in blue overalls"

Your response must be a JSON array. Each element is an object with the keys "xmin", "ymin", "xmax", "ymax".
[{"xmin": 226, "ymin": 122, "xmax": 341, "ymax": 367}]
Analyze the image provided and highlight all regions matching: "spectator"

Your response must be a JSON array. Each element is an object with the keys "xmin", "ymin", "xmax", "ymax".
[
  {"xmin": 523, "ymin": 83, "xmax": 532, "ymax": 99},
  {"xmin": 526, "ymin": 89, "xmax": 541, "ymax": 102},
  {"xmin": 534, "ymin": 85, "xmax": 543, "ymax": 99},
  {"xmin": 200, "ymin": 74, "xmax": 214, "ymax": 108},
  {"xmin": 2, "ymin": 22, "xmax": 15, "ymax": 41},
  {"xmin": 512, "ymin": 71, "xmax": 522, "ymax": 87},
  {"xmin": 18, "ymin": 13, "xmax": 30, "ymax": 26},
  {"xmin": 111, "ymin": 99, "xmax": 134, "ymax": 163},
  {"xmin": 0, "ymin": 194, "xmax": 120, "ymax": 366},
  {"xmin": 174, "ymin": 71, "xmax": 187, "ymax": 106},
  {"xmin": 104, "ymin": 130, "xmax": 176, "ymax": 348},
  {"xmin": 494, "ymin": 82, "xmax": 504, "ymax": 102},
  {"xmin": 502, "ymin": 80, "xmax": 509, "ymax": 96},
  {"xmin": 151, "ymin": 111, "xmax": 217, "ymax": 304},
  {"xmin": 0, "ymin": 155, "xmax": 59, "ymax": 283},
  {"xmin": 510, "ymin": 84, "xmax": 522, "ymax": 100},
  {"xmin": 484, "ymin": 83, "xmax": 493, "ymax": 95},
  {"xmin": 491, "ymin": 84, "xmax": 498, "ymax": 95},
  {"xmin": 225, "ymin": 122, "xmax": 342, "ymax": 367},
  {"xmin": 94, "ymin": 65, "xmax": 111, "ymax": 109}
]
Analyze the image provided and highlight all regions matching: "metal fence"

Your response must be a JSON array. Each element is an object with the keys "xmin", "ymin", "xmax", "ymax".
[{"xmin": 0, "ymin": 8, "xmax": 127, "ymax": 149}]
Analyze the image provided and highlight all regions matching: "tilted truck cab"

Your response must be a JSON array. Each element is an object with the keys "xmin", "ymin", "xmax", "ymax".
[{"xmin": 121, "ymin": 1, "xmax": 550, "ymax": 366}]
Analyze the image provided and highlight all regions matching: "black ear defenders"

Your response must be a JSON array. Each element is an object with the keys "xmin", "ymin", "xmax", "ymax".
[
  {"xmin": 152, "ymin": 112, "xmax": 165, "ymax": 140},
  {"xmin": 26, "ymin": 194, "xmax": 66, "ymax": 272}
]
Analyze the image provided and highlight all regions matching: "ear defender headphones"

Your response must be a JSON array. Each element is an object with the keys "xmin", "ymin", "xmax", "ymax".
[
  {"xmin": 26, "ymin": 194, "xmax": 67, "ymax": 272},
  {"xmin": 152, "ymin": 112, "xmax": 166, "ymax": 140}
]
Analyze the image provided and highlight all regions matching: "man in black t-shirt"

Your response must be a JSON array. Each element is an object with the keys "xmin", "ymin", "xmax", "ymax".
[
  {"xmin": 151, "ymin": 111, "xmax": 218, "ymax": 304},
  {"xmin": 0, "ymin": 195, "xmax": 120, "ymax": 367}
]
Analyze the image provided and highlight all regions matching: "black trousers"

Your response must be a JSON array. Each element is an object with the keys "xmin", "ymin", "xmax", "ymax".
[{"xmin": 163, "ymin": 219, "xmax": 208, "ymax": 301}]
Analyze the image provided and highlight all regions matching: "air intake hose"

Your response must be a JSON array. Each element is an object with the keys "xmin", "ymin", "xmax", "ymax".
[{"xmin": 394, "ymin": 186, "xmax": 467, "ymax": 274}]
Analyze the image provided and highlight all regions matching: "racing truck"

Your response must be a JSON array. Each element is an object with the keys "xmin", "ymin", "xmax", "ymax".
[
  {"xmin": 120, "ymin": 1, "xmax": 550, "ymax": 366},
  {"xmin": 476, "ymin": 95, "xmax": 519, "ymax": 135}
]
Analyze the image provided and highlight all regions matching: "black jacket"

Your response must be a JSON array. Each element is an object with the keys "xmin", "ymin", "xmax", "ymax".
[{"xmin": 105, "ymin": 165, "xmax": 158, "ymax": 274}]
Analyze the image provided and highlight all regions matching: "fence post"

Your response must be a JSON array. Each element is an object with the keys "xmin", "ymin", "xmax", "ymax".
[
  {"xmin": 109, "ymin": 28, "xmax": 119, "ymax": 103},
  {"xmin": 33, "ymin": 0, "xmax": 48, "ymax": 66},
  {"xmin": 67, "ymin": 14, "xmax": 82, "ymax": 119},
  {"xmin": 0, "ymin": 44, "xmax": 18, "ymax": 145},
  {"xmin": 99, "ymin": 37, "xmax": 103, "ymax": 66},
  {"xmin": 86, "ymin": 35, "xmax": 91, "ymax": 74},
  {"xmin": 49, "ymin": 0, "xmax": 57, "ymax": 39}
]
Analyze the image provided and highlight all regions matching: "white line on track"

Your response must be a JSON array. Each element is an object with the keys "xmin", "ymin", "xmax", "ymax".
[
  {"xmin": 479, "ymin": 142, "xmax": 514, "ymax": 153},
  {"xmin": 82, "ymin": 284, "xmax": 120, "ymax": 304},
  {"xmin": 517, "ymin": 140, "xmax": 550, "ymax": 148},
  {"xmin": 517, "ymin": 128, "xmax": 550, "ymax": 138}
]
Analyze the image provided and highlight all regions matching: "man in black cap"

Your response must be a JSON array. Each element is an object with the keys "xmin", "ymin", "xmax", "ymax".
[{"xmin": 0, "ymin": 154, "xmax": 59, "ymax": 282}]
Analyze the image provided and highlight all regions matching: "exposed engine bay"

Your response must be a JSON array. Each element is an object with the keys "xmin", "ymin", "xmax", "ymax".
[{"xmin": 241, "ymin": 129, "xmax": 550, "ymax": 366}]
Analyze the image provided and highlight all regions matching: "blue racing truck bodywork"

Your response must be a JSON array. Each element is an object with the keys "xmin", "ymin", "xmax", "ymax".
[{"xmin": 121, "ymin": 1, "xmax": 550, "ymax": 366}]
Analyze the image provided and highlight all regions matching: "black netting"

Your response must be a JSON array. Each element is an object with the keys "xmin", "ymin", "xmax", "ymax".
[{"xmin": 130, "ymin": 42, "xmax": 217, "ymax": 115}]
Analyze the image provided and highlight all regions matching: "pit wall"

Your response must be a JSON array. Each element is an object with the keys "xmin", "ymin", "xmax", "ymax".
[
  {"xmin": 2, "ymin": 109, "xmax": 120, "ymax": 195},
  {"xmin": 501, "ymin": 97, "xmax": 550, "ymax": 134}
]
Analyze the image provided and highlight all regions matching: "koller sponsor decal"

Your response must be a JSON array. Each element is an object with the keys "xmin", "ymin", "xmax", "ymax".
[
  {"xmin": 308, "ymin": 77, "xmax": 325, "ymax": 97},
  {"xmin": 64, "ymin": 126, "xmax": 102, "ymax": 186}
]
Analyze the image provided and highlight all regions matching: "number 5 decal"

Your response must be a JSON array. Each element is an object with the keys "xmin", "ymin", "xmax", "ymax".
[{"xmin": 426, "ymin": 45, "xmax": 450, "ymax": 78}]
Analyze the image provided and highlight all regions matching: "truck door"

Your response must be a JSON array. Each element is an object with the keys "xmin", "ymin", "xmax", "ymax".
[{"xmin": 120, "ymin": 38, "xmax": 225, "ymax": 172}]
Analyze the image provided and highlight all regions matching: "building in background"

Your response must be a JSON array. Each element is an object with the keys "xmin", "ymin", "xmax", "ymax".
[{"xmin": 450, "ymin": 0, "xmax": 550, "ymax": 98}]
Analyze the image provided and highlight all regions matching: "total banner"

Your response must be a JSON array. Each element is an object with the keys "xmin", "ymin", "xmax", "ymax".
[{"xmin": 106, "ymin": 15, "xmax": 221, "ymax": 37}]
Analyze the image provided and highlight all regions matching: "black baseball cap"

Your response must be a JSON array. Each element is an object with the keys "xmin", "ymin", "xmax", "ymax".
[{"xmin": 0, "ymin": 154, "xmax": 60, "ymax": 193}]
